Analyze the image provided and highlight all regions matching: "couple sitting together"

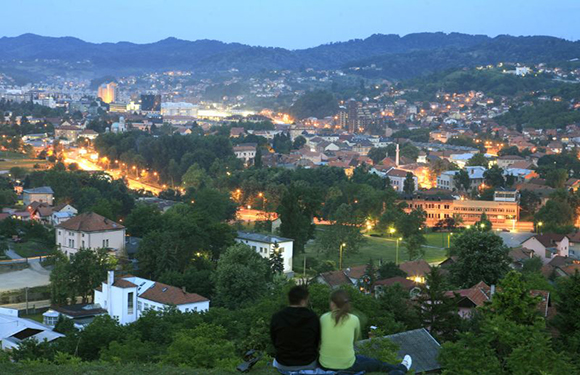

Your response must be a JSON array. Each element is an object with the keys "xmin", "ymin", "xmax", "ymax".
[{"xmin": 270, "ymin": 286, "xmax": 412, "ymax": 374}]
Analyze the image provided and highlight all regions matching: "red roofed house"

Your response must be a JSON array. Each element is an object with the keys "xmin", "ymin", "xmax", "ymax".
[
  {"xmin": 94, "ymin": 271, "xmax": 209, "ymax": 325},
  {"xmin": 521, "ymin": 234, "xmax": 570, "ymax": 264},
  {"xmin": 399, "ymin": 260, "xmax": 431, "ymax": 284},
  {"xmin": 56, "ymin": 212, "xmax": 125, "ymax": 256}
]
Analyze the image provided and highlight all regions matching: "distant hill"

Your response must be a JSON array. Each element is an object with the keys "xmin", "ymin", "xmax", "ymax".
[{"xmin": 0, "ymin": 32, "xmax": 579, "ymax": 81}]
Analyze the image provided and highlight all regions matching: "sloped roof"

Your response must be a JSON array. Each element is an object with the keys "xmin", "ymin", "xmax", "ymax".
[
  {"xmin": 525, "ymin": 234, "xmax": 568, "ymax": 248},
  {"xmin": 139, "ymin": 282, "xmax": 209, "ymax": 305},
  {"xmin": 23, "ymin": 186, "xmax": 54, "ymax": 195},
  {"xmin": 374, "ymin": 276, "xmax": 418, "ymax": 291},
  {"xmin": 344, "ymin": 265, "xmax": 368, "ymax": 280},
  {"xmin": 399, "ymin": 260, "xmax": 431, "ymax": 277},
  {"xmin": 113, "ymin": 279, "xmax": 137, "ymax": 288},
  {"xmin": 319, "ymin": 270, "xmax": 352, "ymax": 288},
  {"xmin": 236, "ymin": 231, "xmax": 292, "ymax": 244},
  {"xmin": 57, "ymin": 212, "xmax": 124, "ymax": 232},
  {"xmin": 446, "ymin": 281, "xmax": 491, "ymax": 307},
  {"xmin": 377, "ymin": 329, "xmax": 441, "ymax": 373}
]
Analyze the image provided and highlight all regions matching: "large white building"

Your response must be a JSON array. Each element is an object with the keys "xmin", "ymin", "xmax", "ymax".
[
  {"xmin": 22, "ymin": 186, "xmax": 54, "ymax": 206},
  {"xmin": 56, "ymin": 212, "xmax": 126, "ymax": 256},
  {"xmin": 385, "ymin": 168, "xmax": 418, "ymax": 193},
  {"xmin": 94, "ymin": 271, "xmax": 210, "ymax": 325},
  {"xmin": 235, "ymin": 231, "xmax": 294, "ymax": 275},
  {"xmin": 0, "ymin": 307, "xmax": 64, "ymax": 350},
  {"xmin": 161, "ymin": 102, "xmax": 199, "ymax": 117},
  {"xmin": 437, "ymin": 166, "xmax": 486, "ymax": 191}
]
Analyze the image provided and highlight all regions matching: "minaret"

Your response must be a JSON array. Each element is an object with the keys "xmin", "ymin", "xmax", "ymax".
[{"xmin": 395, "ymin": 143, "xmax": 400, "ymax": 167}]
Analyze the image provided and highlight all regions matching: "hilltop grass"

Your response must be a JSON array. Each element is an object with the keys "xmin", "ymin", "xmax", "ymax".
[
  {"xmin": 0, "ymin": 151, "xmax": 48, "ymax": 171},
  {"xmin": 0, "ymin": 363, "xmax": 387, "ymax": 375}
]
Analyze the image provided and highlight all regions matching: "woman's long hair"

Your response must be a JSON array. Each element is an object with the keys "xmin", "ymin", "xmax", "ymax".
[{"xmin": 330, "ymin": 289, "xmax": 351, "ymax": 325}]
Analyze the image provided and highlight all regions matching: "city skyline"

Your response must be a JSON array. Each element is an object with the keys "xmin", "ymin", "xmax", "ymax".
[{"xmin": 0, "ymin": 0, "xmax": 579, "ymax": 49}]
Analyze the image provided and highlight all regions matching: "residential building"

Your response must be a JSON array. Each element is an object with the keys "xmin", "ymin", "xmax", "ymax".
[
  {"xmin": 43, "ymin": 304, "xmax": 107, "ymax": 329},
  {"xmin": 497, "ymin": 155, "xmax": 525, "ymax": 169},
  {"xmin": 22, "ymin": 186, "xmax": 54, "ymax": 206},
  {"xmin": 0, "ymin": 308, "xmax": 64, "ymax": 350},
  {"xmin": 386, "ymin": 168, "xmax": 418, "ymax": 193},
  {"xmin": 56, "ymin": 212, "xmax": 125, "ymax": 256},
  {"xmin": 521, "ymin": 234, "xmax": 571, "ymax": 264},
  {"xmin": 233, "ymin": 144, "xmax": 257, "ymax": 164},
  {"xmin": 235, "ymin": 231, "xmax": 293, "ymax": 274},
  {"xmin": 94, "ymin": 271, "xmax": 209, "ymax": 325},
  {"xmin": 436, "ymin": 166, "xmax": 486, "ymax": 191},
  {"xmin": 54, "ymin": 125, "xmax": 82, "ymax": 141},
  {"xmin": 398, "ymin": 260, "xmax": 431, "ymax": 284}
]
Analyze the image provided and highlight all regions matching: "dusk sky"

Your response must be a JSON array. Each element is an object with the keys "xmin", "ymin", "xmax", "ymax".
[{"xmin": 1, "ymin": 0, "xmax": 579, "ymax": 49}]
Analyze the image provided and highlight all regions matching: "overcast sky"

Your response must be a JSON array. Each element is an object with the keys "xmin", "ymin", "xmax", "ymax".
[{"xmin": 1, "ymin": 0, "xmax": 579, "ymax": 49}]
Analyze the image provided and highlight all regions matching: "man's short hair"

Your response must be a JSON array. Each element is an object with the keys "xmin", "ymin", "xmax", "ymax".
[{"xmin": 288, "ymin": 286, "xmax": 309, "ymax": 305}]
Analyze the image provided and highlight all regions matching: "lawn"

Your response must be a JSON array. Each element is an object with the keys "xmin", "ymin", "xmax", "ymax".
[
  {"xmin": 0, "ymin": 151, "xmax": 48, "ymax": 171},
  {"xmin": 21, "ymin": 312, "xmax": 44, "ymax": 323},
  {"xmin": 13, "ymin": 240, "xmax": 54, "ymax": 258},
  {"xmin": 296, "ymin": 231, "xmax": 448, "ymax": 273}
]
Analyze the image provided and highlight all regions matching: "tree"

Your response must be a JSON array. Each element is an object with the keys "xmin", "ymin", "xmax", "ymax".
[
  {"xmin": 269, "ymin": 242, "xmax": 284, "ymax": 275},
  {"xmin": 519, "ymin": 190, "xmax": 541, "ymax": 219},
  {"xmin": 124, "ymin": 204, "xmax": 162, "ymax": 237},
  {"xmin": 474, "ymin": 212, "xmax": 492, "ymax": 231},
  {"xmin": 449, "ymin": 230, "xmax": 511, "ymax": 288},
  {"xmin": 483, "ymin": 165, "xmax": 505, "ymax": 188},
  {"xmin": 213, "ymin": 243, "xmax": 271, "ymax": 309},
  {"xmin": 317, "ymin": 203, "xmax": 366, "ymax": 258},
  {"xmin": 368, "ymin": 147, "xmax": 388, "ymax": 164},
  {"xmin": 182, "ymin": 163, "xmax": 209, "ymax": 190},
  {"xmin": 403, "ymin": 172, "xmax": 415, "ymax": 194},
  {"xmin": 405, "ymin": 233, "xmax": 427, "ymax": 260},
  {"xmin": 254, "ymin": 147, "xmax": 263, "ymax": 168},
  {"xmin": 8, "ymin": 166, "xmax": 26, "ymax": 179},
  {"xmin": 293, "ymin": 136, "xmax": 306, "ymax": 150},
  {"xmin": 535, "ymin": 198, "xmax": 575, "ymax": 233},
  {"xmin": 50, "ymin": 248, "xmax": 114, "ymax": 304},
  {"xmin": 289, "ymin": 90, "xmax": 339, "ymax": 120},
  {"xmin": 277, "ymin": 184, "xmax": 320, "ymax": 254},
  {"xmin": 546, "ymin": 168, "xmax": 568, "ymax": 189},
  {"xmin": 377, "ymin": 261, "xmax": 407, "ymax": 280},
  {"xmin": 164, "ymin": 323, "xmax": 237, "ymax": 369},
  {"xmin": 453, "ymin": 169, "xmax": 471, "ymax": 191},
  {"xmin": 415, "ymin": 267, "xmax": 461, "ymax": 342},
  {"xmin": 467, "ymin": 153, "xmax": 488, "ymax": 168},
  {"xmin": 552, "ymin": 271, "xmax": 580, "ymax": 355}
]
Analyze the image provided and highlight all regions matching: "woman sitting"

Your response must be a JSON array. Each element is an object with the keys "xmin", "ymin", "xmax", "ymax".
[{"xmin": 318, "ymin": 289, "xmax": 412, "ymax": 374}]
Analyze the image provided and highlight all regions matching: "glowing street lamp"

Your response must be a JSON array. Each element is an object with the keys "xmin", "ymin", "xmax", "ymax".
[
  {"xmin": 339, "ymin": 243, "xmax": 347, "ymax": 270},
  {"xmin": 396, "ymin": 237, "xmax": 402, "ymax": 265}
]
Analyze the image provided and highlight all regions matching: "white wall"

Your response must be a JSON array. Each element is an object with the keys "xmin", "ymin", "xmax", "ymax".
[
  {"xmin": 235, "ymin": 238, "xmax": 293, "ymax": 274},
  {"xmin": 56, "ymin": 228, "xmax": 125, "ymax": 256}
]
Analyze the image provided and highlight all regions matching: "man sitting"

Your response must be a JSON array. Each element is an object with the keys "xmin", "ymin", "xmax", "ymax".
[{"xmin": 270, "ymin": 286, "xmax": 320, "ymax": 372}]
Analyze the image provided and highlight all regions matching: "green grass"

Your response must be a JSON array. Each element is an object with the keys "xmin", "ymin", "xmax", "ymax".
[
  {"xmin": 296, "ymin": 231, "xmax": 448, "ymax": 272},
  {"xmin": 21, "ymin": 312, "xmax": 44, "ymax": 323},
  {"xmin": 13, "ymin": 241, "xmax": 54, "ymax": 258},
  {"xmin": 0, "ymin": 151, "xmax": 48, "ymax": 171}
]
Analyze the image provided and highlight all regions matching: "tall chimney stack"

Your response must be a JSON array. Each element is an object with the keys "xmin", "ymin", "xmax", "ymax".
[{"xmin": 395, "ymin": 143, "xmax": 400, "ymax": 167}]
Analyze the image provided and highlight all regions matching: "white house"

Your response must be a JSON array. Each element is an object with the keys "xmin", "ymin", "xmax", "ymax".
[
  {"xmin": 50, "ymin": 203, "xmax": 78, "ymax": 226},
  {"xmin": 0, "ymin": 307, "xmax": 64, "ymax": 350},
  {"xmin": 437, "ymin": 166, "xmax": 486, "ymax": 191},
  {"xmin": 385, "ymin": 168, "xmax": 418, "ymax": 193},
  {"xmin": 56, "ymin": 212, "xmax": 126, "ymax": 256},
  {"xmin": 22, "ymin": 186, "xmax": 54, "ymax": 206},
  {"xmin": 233, "ymin": 144, "xmax": 257, "ymax": 164},
  {"xmin": 235, "ymin": 231, "xmax": 294, "ymax": 275},
  {"xmin": 94, "ymin": 271, "xmax": 210, "ymax": 325},
  {"xmin": 521, "ymin": 234, "xmax": 570, "ymax": 265}
]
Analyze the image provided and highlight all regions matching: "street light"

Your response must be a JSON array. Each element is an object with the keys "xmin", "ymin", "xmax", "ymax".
[
  {"xmin": 537, "ymin": 221, "xmax": 543, "ymax": 234},
  {"xmin": 339, "ymin": 243, "xmax": 347, "ymax": 270},
  {"xmin": 448, "ymin": 232, "xmax": 453, "ymax": 248},
  {"xmin": 396, "ymin": 237, "xmax": 402, "ymax": 265}
]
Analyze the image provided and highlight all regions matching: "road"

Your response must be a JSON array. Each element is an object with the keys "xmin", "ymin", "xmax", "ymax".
[{"xmin": 64, "ymin": 156, "xmax": 163, "ymax": 195}]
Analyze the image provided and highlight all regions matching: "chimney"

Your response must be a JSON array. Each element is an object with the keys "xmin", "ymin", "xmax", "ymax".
[
  {"xmin": 107, "ymin": 270, "xmax": 114, "ymax": 287},
  {"xmin": 395, "ymin": 143, "xmax": 400, "ymax": 167},
  {"xmin": 106, "ymin": 270, "xmax": 114, "ymax": 313},
  {"xmin": 490, "ymin": 284, "xmax": 496, "ymax": 299},
  {"xmin": 182, "ymin": 286, "xmax": 187, "ymax": 293}
]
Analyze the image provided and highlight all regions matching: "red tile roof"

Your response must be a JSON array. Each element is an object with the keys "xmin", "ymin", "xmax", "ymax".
[
  {"xmin": 374, "ymin": 276, "xmax": 419, "ymax": 291},
  {"xmin": 318, "ymin": 270, "xmax": 352, "ymax": 288},
  {"xmin": 140, "ymin": 282, "xmax": 209, "ymax": 305},
  {"xmin": 399, "ymin": 260, "xmax": 431, "ymax": 277},
  {"xmin": 344, "ymin": 265, "xmax": 368, "ymax": 280},
  {"xmin": 57, "ymin": 212, "xmax": 124, "ymax": 232},
  {"xmin": 113, "ymin": 279, "xmax": 137, "ymax": 288}
]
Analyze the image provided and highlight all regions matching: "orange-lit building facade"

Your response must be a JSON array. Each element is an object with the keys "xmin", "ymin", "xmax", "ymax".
[
  {"xmin": 98, "ymin": 82, "xmax": 117, "ymax": 104},
  {"xmin": 401, "ymin": 195, "xmax": 520, "ymax": 230}
]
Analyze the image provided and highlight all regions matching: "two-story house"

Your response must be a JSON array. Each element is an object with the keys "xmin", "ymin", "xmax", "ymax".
[
  {"xmin": 56, "ymin": 212, "xmax": 125, "ymax": 256},
  {"xmin": 94, "ymin": 271, "xmax": 209, "ymax": 325},
  {"xmin": 521, "ymin": 234, "xmax": 570, "ymax": 264},
  {"xmin": 235, "ymin": 231, "xmax": 294, "ymax": 275},
  {"xmin": 22, "ymin": 186, "xmax": 54, "ymax": 206}
]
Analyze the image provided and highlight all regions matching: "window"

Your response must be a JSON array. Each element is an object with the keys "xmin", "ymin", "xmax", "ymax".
[
  {"xmin": 137, "ymin": 301, "xmax": 142, "ymax": 311},
  {"xmin": 128, "ymin": 292, "xmax": 134, "ymax": 314},
  {"xmin": 58, "ymin": 231, "xmax": 61, "ymax": 235},
  {"xmin": 102, "ymin": 239, "xmax": 109, "ymax": 248},
  {"xmin": 81, "ymin": 241, "xmax": 85, "ymax": 248}
]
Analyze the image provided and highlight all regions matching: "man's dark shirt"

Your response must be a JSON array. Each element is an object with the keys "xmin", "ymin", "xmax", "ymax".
[{"xmin": 270, "ymin": 306, "xmax": 320, "ymax": 366}]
